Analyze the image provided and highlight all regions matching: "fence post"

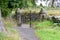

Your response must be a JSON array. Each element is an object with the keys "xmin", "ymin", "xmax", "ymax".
[
  {"xmin": 16, "ymin": 8, "xmax": 22, "ymax": 26},
  {"xmin": 39, "ymin": 8, "xmax": 48, "ymax": 22}
]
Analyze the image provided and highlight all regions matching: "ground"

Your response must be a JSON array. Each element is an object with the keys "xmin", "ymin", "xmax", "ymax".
[{"xmin": 15, "ymin": 24, "xmax": 38, "ymax": 40}]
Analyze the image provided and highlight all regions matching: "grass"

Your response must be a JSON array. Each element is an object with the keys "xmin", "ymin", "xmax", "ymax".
[
  {"xmin": 35, "ymin": 28, "xmax": 60, "ymax": 40},
  {"xmin": 5, "ymin": 27, "xmax": 20, "ymax": 40},
  {"xmin": 0, "ymin": 26, "xmax": 20, "ymax": 40},
  {"xmin": 0, "ymin": 29, "xmax": 20, "ymax": 40},
  {"xmin": 34, "ymin": 20, "xmax": 60, "ymax": 40},
  {"xmin": 3, "ymin": 19, "xmax": 13, "ymax": 27},
  {"xmin": 33, "ymin": 21, "xmax": 53, "ymax": 29},
  {"xmin": 0, "ymin": 32, "xmax": 7, "ymax": 40},
  {"xmin": 0, "ymin": 18, "xmax": 20, "ymax": 40}
]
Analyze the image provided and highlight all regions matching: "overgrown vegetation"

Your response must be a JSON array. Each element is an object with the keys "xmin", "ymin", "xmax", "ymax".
[
  {"xmin": 35, "ymin": 27, "xmax": 60, "ymax": 40},
  {"xmin": 0, "ymin": 0, "xmax": 60, "ymax": 18},
  {"xmin": 34, "ymin": 20, "xmax": 60, "ymax": 40},
  {"xmin": 0, "ymin": 28, "xmax": 20, "ymax": 40},
  {"xmin": 0, "ymin": 0, "xmax": 35, "ymax": 18},
  {"xmin": 0, "ymin": 19, "xmax": 20, "ymax": 40},
  {"xmin": 33, "ymin": 21, "xmax": 53, "ymax": 29}
]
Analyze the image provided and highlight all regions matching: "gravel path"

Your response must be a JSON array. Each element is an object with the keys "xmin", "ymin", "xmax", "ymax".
[{"xmin": 15, "ymin": 24, "xmax": 39, "ymax": 40}]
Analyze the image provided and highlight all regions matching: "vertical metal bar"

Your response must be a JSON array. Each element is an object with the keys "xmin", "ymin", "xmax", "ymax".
[{"xmin": 30, "ymin": 11, "xmax": 31, "ymax": 28}]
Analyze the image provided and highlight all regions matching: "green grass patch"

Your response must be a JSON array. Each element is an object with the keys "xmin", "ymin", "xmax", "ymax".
[
  {"xmin": 0, "ymin": 27, "xmax": 20, "ymax": 40},
  {"xmin": 0, "ymin": 32, "xmax": 20, "ymax": 40},
  {"xmin": 33, "ymin": 21, "xmax": 53, "ymax": 29},
  {"xmin": 5, "ymin": 27, "xmax": 17, "ymax": 34},
  {"xmin": 35, "ymin": 28, "xmax": 60, "ymax": 40},
  {"xmin": 1, "ymin": 19, "xmax": 20, "ymax": 40},
  {"xmin": 34, "ymin": 20, "xmax": 60, "ymax": 40},
  {"xmin": 4, "ymin": 21, "xmax": 13, "ymax": 27},
  {"xmin": 0, "ymin": 32, "xmax": 7, "ymax": 40}
]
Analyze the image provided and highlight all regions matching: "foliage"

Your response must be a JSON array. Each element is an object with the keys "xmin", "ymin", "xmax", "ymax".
[
  {"xmin": 0, "ymin": 27, "xmax": 20, "ymax": 40},
  {"xmin": 0, "ymin": 0, "xmax": 58, "ymax": 18},
  {"xmin": 1, "ymin": 18, "xmax": 20, "ymax": 40},
  {"xmin": 33, "ymin": 21, "xmax": 53, "ymax": 29},
  {"xmin": 0, "ymin": 32, "xmax": 7, "ymax": 40},
  {"xmin": 0, "ymin": 31, "xmax": 19, "ymax": 40},
  {"xmin": 3, "ymin": 18, "xmax": 13, "ymax": 27},
  {"xmin": 2, "ymin": 8, "xmax": 11, "ymax": 18},
  {"xmin": 34, "ymin": 20, "xmax": 60, "ymax": 40},
  {"xmin": 35, "ymin": 28, "xmax": 60, "ymax": 40},
  {"xmin": 0, "ymin": 0, "xmax": 11, "ymax": 18},
  {"xmin": 0, "ymin": 0, "xmax": 35, "ymax": 18}
]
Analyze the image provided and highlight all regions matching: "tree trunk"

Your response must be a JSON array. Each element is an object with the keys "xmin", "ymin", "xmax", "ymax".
[{"xmin": 51, "ymin": 0, "xmax": 54, "ymax": 7}]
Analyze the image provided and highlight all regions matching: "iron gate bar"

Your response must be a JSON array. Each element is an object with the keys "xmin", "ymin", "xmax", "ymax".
[{"xmin": 30, "ymin": 11, "xmax": 31, "ymax": 28}]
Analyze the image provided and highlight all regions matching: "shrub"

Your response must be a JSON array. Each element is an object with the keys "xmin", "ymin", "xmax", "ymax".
[{"xmin": 2, "ymin": 8, "xmax": 11, "ymax": 18}]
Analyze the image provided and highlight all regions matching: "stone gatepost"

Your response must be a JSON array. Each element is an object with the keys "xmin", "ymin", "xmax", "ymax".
[
  {"xmin": 15, "ymin": 8, "xmax": 22, "ymax": 26},
  {"xmin": 39, "ymin": 8, "xmax": 48, "ymax": 22}
]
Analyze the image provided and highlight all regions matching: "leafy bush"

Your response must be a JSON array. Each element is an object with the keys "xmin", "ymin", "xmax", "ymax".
[{"xmin": 2, "ymin": 8, "xmax": 11, "ymax": 18}]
